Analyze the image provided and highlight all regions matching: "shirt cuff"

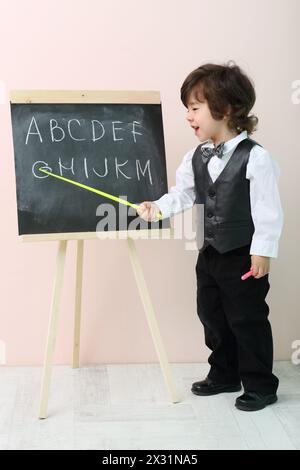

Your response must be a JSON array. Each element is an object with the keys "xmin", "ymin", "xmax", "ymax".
[
  {"xmin": 152, "ymin": 199, "xmax": 171, "ymax": 220},
  {"xmin": 250, "ymin": 239, "xmax": 279, "ymax": 258}
]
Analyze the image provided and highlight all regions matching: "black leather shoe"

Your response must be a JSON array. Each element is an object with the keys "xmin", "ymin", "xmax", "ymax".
[
  {"xmin": 191, "ymin": 377, "xmax": 241, "ymax": 396},
  {"xmin": 235, "ymin": 392, "xmax": 278, "ymax": 411}
]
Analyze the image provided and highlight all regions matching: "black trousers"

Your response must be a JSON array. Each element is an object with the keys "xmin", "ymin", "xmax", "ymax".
[{"xmin": 196, "ymin": 243, "xmax": 279, "ymax": 395}]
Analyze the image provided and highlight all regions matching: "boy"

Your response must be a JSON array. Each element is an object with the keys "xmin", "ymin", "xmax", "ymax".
[{"xmin": 137, "ymin": 62, "xmax": 284, "ymax": 411}]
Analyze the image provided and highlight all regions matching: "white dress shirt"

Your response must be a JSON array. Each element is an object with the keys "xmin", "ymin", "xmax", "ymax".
[{"xmin": 154, "ymin": 130, "xmax": 284, "ymax": 258}]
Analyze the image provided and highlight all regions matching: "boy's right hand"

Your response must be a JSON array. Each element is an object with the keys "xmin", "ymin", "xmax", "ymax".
[{"xmin": 136, "ymin": 201, "xmax": 162, "ymax": 222}]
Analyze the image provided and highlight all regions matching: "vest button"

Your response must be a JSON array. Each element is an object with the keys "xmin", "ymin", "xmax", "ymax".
[
  {"xmin": 207, "ymin": 213, "xmax": 213, "ymax": 218},
  {"xmin": 209, "ymin": 191, "xmax": 215, "ymax": 197}
]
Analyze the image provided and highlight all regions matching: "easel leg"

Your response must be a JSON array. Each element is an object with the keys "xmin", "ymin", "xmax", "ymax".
[
  {"xmin": 72, "ymin": 240, "xmax": 84, "ymax": 368},
  {"xmin": 127, "ymin": 237, "xmax": 180, "ymax": 403},
  {"xmin": 38, "ymin": 240, "xmax": 67, "ymax": 419}
]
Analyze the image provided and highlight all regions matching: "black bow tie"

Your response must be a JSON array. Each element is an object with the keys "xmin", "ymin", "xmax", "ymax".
[{"xmin": 200, "ymin": 142, "xmax": 225, "ymax": 163}]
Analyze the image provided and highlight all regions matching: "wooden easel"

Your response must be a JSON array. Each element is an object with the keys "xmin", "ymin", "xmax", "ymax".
[
  {"xmin": 11, "ymin": 89, "xmax": 180, "ymax": 419},
  {"xmin": 30, "ymin": 231, "xmax": 179, "ymax": 419}
]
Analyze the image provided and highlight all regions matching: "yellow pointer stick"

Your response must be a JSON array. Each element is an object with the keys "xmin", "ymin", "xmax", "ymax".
[{"xmin": 39, "ymin": 168, "xmax": 163, "ymax": 220}]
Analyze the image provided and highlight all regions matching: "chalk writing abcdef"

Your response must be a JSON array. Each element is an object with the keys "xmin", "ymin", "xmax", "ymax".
[{"xmin": 25, "ymin": 116, "xmax": 143, "ymax": 144}]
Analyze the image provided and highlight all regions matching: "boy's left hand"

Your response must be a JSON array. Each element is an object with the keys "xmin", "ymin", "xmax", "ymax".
[{"xmin": 250, "ymin": 255, "xmax": 270, "ymax": 279}]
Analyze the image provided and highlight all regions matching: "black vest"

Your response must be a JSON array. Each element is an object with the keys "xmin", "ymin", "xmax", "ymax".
[{"xmin": 192, "ymin": 138, "xmax": 261, "ymax": 254}]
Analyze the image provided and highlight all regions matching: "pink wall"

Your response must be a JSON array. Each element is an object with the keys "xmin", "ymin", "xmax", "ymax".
[{"xmin": 0, "ymin": 0, "xmax": 299, "ymax": 365}]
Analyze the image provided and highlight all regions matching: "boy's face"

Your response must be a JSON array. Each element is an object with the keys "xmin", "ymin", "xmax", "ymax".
[{"xmin": 186, "ymin": 89, "xmax": 228, "ymax": 143}]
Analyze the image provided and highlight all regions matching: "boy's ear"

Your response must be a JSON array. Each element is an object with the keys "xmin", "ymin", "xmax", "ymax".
[{"xmin": 223, "ymin": 105, "xmax": 232, "ymax": 119}]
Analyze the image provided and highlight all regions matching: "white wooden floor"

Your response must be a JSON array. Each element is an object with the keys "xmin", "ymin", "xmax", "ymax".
[{"xmin": 0, "ymin": 361, "xmax": 299, "ymax": 450}]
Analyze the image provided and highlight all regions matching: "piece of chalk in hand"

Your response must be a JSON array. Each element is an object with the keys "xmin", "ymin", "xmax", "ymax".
[{"xmin": 241, "ymin": 268, "xmax": 254, "ymax": 280}]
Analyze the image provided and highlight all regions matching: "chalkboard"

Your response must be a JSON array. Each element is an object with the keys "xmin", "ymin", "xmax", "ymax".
[{"xmin": 10, "ymin": 91, "xmax": 170, "ymax": 239}]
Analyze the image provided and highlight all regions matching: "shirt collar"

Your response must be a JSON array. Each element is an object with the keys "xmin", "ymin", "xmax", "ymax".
[{"xmin": 201, "ymin": 130, "xmax": 248, "ymax": 154}]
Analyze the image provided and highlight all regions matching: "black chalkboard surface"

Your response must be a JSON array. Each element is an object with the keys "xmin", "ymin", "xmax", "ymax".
[{"xmin": 10, "ymin": 91, "xmax": 170, "ymax": 237}]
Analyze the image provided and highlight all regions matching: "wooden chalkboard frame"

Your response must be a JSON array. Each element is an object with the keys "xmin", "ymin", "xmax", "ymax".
[{"xmin": 10, "ymin": 90, "xmax": 173, "ymax": 243}]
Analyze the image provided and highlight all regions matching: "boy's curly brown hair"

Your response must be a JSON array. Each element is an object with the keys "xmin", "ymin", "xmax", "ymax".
[{"xmin": 180, "ymin": 61, "xmax": 258, "ymax": 135}]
